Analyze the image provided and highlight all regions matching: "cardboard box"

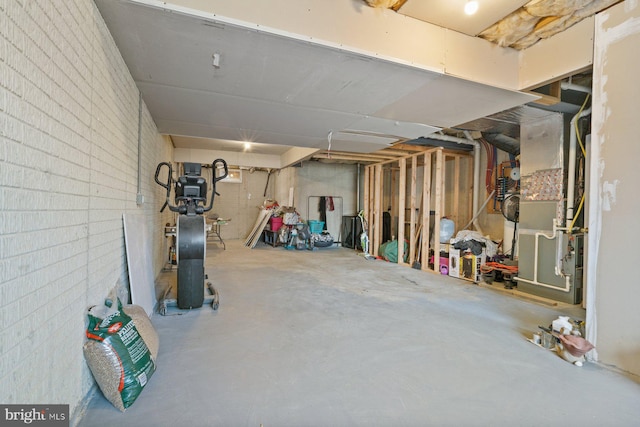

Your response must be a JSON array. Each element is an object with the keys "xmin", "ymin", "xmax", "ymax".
[
  {"xmin": 449, "ymin": 249, "xmax": 460, "ymax": 278},
  {"xmin": 449, "ymin": 247, "xmax": 486, "ymax": 282}
]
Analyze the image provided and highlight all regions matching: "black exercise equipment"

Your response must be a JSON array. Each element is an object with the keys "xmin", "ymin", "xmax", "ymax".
[{"xmin": 155, "ymin": 159, "xmax": 228, "ymax": 310}]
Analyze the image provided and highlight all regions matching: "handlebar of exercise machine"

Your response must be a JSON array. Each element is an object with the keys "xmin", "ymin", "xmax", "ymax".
[{"xmin": 154, "ymin": 159, "xmax": 228, "ymax": 215}]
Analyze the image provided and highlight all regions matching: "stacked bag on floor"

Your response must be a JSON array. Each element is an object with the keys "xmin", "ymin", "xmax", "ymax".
[{"xmin": 84, "ymin": 294, "xmax": 159, "ymax": 412}]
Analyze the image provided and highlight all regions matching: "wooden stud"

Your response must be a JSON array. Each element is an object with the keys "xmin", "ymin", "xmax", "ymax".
[
  {"xmin": 363, "ymin": 165, "xmax": 370, "ymax": 220},
  {"xmin": 453, "ymin": 155, "xmax": 461, "ymax": 230},
  {"xmin": 373, "ymin": 164, "xmax": 383, "ymax": 256},
  {"xmin": 391, "ymin": 0, "xmax": 409, "ymax": 12},
  {"xmin": 397, "ymin": 158, "xmax": 406, "ymax": 265},
  {"xmin": 421, "ymin": 152, "xmax": 431, "ymax": 271},
  {"xmin": 391, "ymin": 168, "xmax": 397, "ymax": 240},
  {"xmin": 366, "ymin": 147, "xmax": 472, "ymax": 276},
  {"xmin": 526, "ymin": 80, "xmax": 563, "ymax": 106},
  {"xmin": 409, "ymin": 155, "xmax": 417, "ymax": 266},
  {"xmin": 433, "ymin": 149, "xmax": 443, "ymax": 274}
]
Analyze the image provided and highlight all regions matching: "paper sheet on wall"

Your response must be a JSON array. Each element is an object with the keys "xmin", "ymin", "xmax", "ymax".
[{"xmin": 123, "ymin": 213, "xmax": 157, "ymax": 317}]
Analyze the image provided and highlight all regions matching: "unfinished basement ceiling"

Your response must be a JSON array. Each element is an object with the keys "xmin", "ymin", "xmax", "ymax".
[
  {"xmin": 366, "ymin": 0, "xmax": 621, "ymax": 49},
  {"xmin": 94, "ymin": 0, "xmax": 540, "ymax": 161}
]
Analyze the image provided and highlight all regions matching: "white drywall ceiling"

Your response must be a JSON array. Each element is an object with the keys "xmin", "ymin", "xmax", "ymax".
[
  {"xmin": 95, "ymin": 0, "xmax": 537, "ymax": 155},
  {"xmin": 171, "ymin": 136, "xmax": 291, "ymax": 155}
]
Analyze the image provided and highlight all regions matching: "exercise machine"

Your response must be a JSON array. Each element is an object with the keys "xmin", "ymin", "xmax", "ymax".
[{"xmin": 155, "ymin": 160, "xmax": 228, "ymax": 311}]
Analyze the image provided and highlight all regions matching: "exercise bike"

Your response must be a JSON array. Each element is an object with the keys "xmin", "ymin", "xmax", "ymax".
[{"xmin": 154, "ymin": 160, "xmax": 228, "ymax": 312}]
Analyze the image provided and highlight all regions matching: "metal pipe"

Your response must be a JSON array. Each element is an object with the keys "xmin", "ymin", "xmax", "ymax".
[
  {"xmin": 561, "ymin": 82, "xmax": 591, "ymax": 228},
  {"xmin": 136, "ymin": 91, "xmax": 143, "ymax": 206},
  {"xmin": 561, "ymin": 82, "xmax": 591, "ymax": 93},
  {"xmin": 516, "ymin": 275, "xmax": 571, "ymax": 292},
  {"xmin": 463, "ymin": 131, "xmax": 481, "ymax": 219},
  {"xmin": 464, "ymin": 131, "xmax": 483, "ymax": 234}
]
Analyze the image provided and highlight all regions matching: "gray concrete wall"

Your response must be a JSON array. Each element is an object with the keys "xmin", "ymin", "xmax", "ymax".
[
  {"xmin": 293, "ymin": 162, "xmax": 358, "ymax": 241},
  {"xmin": 589, "ymin": 0, "xmax": 640, "ymax": 376},
  {"xmin": 212, "ymin": 169, "xmax": 274, "ymax": 240}
]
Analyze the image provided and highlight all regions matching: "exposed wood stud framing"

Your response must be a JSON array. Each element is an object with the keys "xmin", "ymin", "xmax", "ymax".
[
  {"xmin": 363, "ymin": 164, "xmax": 370, "ymax": 215},
  {"xmin": 433, "ymin": 149, "xmax": 443, "ymax": 274},
  {"xmin": 391, "ymin": 168, "xmax": 397, "ymax": 239},
  {"xmin": 364, "ymin": 147, "xmax": 472, "ymax": 275},
  {"xmin": 421, "ymin": 152, "xmax": 431, "ymax": 271},
  {"xmin": 397, "ymin": 158, "xmax": 407, "ymax": 264},
  {"xmin": 453, "ymin": 156, "xmax": 461, "ymax": 230},
  {"xmin": 409, "ymin": 155, "xmax": 417, "ymax": 266},
  {"xmin": 373, "ymin": 164, "xmax": 383, "ymax": 256}
]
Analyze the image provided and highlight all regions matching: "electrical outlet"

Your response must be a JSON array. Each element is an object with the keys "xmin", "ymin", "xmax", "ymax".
[{"xmin": 248, "ymin": 193, "xmax": 251, "ymax": 200}]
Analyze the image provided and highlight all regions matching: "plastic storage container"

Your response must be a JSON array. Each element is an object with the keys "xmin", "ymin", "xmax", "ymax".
[
  {"xmin": 440, "ymin": 218, "xmax": 455, "ymax": 243},
  {"xmin": 270, "ymin": 216, "xmax": 283, "ymax": 231},
  {"xmin": 552, "ymin": 316, "xmax": 573, "ymax": 334},
  {"xmin": 308, "ymin": 220, "xmax": 324, "ymax": 234}
]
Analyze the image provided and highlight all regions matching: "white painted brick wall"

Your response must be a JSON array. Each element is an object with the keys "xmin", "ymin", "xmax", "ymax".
[{"xmin": 0, "ymin": 0, "xmax": 173, "ymax": 421}]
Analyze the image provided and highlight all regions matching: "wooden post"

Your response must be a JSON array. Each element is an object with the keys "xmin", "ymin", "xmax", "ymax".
[
  {"xmin": 421, "ymin": 152, "xmax": 431, "ymax": 271},
  {"xmin": 408, "ymin": 155, "xmax": 417, "ymax": 266},
  {"xmin": 433, "ymin": 149, "xmax": 443, "ymax": 273},
  {"xmin": 364, "ymin": 165, "xmax": 372, "ymax": 254},
  {"xmin": 363, "ymin": 166, "xmax": 370, "ymax": 216},
  {"xmin": 453, "ymin": 155, "xmax": 461, "ymax": 230},
  {"xmin": 397, "ymin": 158, "xmax": 406, "ymax": 264},
  {"xmin": 373, "ymin": 164, "xmax": 383, "ymax": 256},
  {"xmin": 365, "ymin": 148, "xmax": 471, "ymax": 275},
  {"xmin": 390, "ymin": 168, "xmax": 397, "ymax": 240}
]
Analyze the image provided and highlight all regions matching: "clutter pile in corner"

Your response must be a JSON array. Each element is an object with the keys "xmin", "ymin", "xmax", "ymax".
[{"xmin": 531, "ymin": 316, "xmax": 594, "ymax": 367}]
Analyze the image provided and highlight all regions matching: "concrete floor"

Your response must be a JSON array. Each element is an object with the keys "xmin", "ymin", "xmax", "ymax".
[{"xmin": 79, "ymin": 239, "xmax": 640, "ymax": 427}]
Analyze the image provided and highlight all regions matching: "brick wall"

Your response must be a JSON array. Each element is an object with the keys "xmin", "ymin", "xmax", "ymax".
[{"xmin": 0, "ymin": 0, "xmax": 172, "ymax": 420}]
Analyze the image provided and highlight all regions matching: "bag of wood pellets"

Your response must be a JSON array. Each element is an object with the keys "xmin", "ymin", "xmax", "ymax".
[
  {"xmin": 122, "ymin": 304, "xmax": 159, "ymax": 362},
  {"xmin": 84, "ymin": 298, "xmax": 156, "ymax": 412}
]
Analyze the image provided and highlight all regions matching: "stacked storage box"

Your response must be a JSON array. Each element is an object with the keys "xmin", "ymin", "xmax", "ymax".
[{"xmin": 449, "ymin": 247, "xmax": 487, "ymax": 283}]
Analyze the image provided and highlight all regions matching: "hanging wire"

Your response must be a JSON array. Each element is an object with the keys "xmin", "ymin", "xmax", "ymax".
[
  {"xmin": 575, "ymin": 93, "xmax": 591, "ymax": 157},
  {"xmin": 327, "ymin": 130, "xmax": 333, "ymax": 159},
  {"xmin": 569, "ymin": 93, "xmax": 592, "ymax": 232}
]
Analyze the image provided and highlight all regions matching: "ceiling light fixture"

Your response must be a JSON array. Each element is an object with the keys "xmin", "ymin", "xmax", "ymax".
[
  {"xmin": 243, "ymin": 142, "xmax": 251, "ymax": 151},
  {"xmin": 464, "ymin": 1, "xmax": 479, "ymax": 15}
]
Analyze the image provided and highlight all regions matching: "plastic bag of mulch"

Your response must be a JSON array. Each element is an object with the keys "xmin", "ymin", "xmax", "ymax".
[
  {"xmin": 122, "ymin": 304, "xmax": 159, "ymax": 362},
  {"xmin": 84, "ymin": 298, "xmax": 156, "ymax": 412}
]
